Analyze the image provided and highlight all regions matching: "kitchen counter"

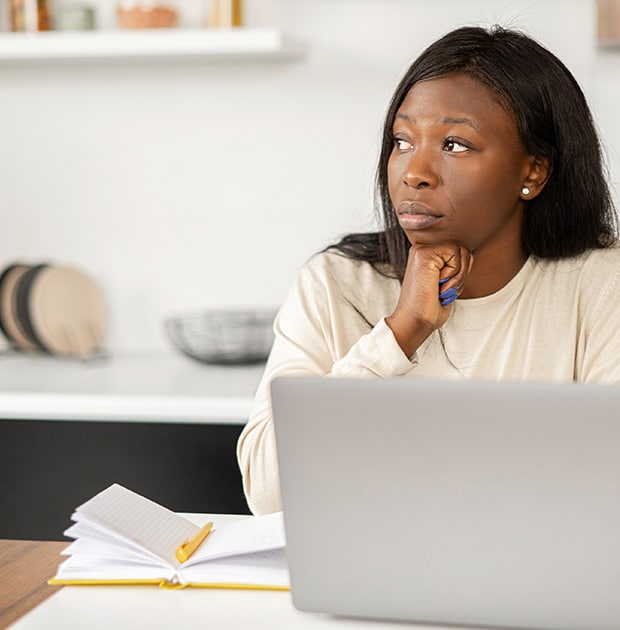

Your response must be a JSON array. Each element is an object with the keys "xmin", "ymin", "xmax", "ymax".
[
  {"xmin": 0, "ymin": 351, "xmax": 265, "ymax": 424},
  {"xmin": 0, "ymin": 351, "xmax": 263, "ymax": 536}
]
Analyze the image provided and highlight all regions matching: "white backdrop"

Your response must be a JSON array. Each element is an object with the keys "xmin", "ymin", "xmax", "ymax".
[{"xmin": 0, "ymin": 0, "xmax": 617, "ymax": 352}]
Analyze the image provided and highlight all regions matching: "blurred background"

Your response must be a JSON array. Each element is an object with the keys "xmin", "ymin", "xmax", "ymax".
[{"xmin": 0, "ymin": 0, "xmax": 618, "ymax": 354}]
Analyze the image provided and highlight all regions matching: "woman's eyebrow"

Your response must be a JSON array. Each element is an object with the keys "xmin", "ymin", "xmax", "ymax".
[
  {"xmin": 394, "ymin": 113, "xmax": 480, "ymax": 132},
  {"xmin": 441, "ymin": 116, "xmax": 480, "ymax": 131}
]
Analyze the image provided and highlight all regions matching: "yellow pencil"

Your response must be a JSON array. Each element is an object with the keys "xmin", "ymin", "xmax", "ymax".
[{"xmin": 175, "ymin": 522, "xmax": 214, "ymax": 563}]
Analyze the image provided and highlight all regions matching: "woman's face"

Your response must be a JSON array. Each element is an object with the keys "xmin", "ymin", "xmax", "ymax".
[{"xmin": 388, "ymin": 73, "xmax": 533, "ymax": 254}]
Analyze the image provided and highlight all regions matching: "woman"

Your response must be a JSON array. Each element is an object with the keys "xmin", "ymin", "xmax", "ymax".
[{"xmin": 238, "ymin": 25, "xmax": 620, "ymax": 515}]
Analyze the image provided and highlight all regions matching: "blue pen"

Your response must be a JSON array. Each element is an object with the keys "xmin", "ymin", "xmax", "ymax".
[{"xmin": 438, "ymin": 278, "xmax": 456, "ymax": 306}]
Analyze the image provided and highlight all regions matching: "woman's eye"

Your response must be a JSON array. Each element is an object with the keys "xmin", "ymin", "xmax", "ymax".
[
  {"xmin": 394, "ymin": 138, "xmax": 413, "ymax": 151},
  {"xmin": 443, "ymin": 138, "xmax": 469, "ymax": 153}
]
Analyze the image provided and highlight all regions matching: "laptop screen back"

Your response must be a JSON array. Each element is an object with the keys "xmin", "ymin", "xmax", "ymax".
[{"xmin": 272, "ymin": 376, "xmax": 620, "ymax": 630}]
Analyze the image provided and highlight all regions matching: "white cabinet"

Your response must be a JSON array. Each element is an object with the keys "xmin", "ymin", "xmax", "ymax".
[{"xmin": 0, "ymin": 352, "xmax": 262, "ymax": 537}]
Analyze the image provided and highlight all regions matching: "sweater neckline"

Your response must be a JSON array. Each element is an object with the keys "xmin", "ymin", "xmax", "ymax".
[{"xmin": 457, "ymin": 256, "xmax": 533, "ymax": 308}]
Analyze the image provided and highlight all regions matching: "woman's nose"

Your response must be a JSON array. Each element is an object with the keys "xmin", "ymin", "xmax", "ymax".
[{"xmin": 402, "ymin": 148, "xmax": 439, "ymax": 189}]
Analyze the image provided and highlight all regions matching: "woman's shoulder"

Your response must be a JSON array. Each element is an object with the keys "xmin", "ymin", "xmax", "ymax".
[
  {"xmin": 277, "ymin": 249, "xmax": 400, "ymax": 332},
  {"xmin": 533, "ymin": 245, "xmax": 620, "ymax": 274},
  {"xmin": 302, "ymin": 248, "xmax": 396, "ymax": 288},
  {"xmin": 575, "ymin": 244, "xmax": 620, "ymax": 265},
  {"xmin": 531, "ymin": 246, "xmax": 620, "ymax": 298},
  {"xmin": 292, "ymin": 250, "xmax": 400, "ymax": 322}
]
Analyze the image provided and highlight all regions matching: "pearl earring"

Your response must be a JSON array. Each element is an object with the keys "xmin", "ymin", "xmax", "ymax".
[{"xmin": 521, "ymin": 186, "xmax": 530, "ymax": 196}]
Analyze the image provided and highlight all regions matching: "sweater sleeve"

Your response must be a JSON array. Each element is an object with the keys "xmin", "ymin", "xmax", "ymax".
[{"xmin": 236, "ymin": 254, "xmax": 412, "ymax": 515}]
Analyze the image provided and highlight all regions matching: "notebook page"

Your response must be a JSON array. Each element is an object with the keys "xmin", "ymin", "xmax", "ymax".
[
  {"xmin": 56, "ymin": 555, "xmax": 176, "ymax": 582},
  {"xmin": 63, "ymin": 535, "xmax": 167, "ymax": 566},
  {"xmin": 65, "ymin": 520, "xmax": 162, "ymax": 559},
  {"xmin": 75, "ymin": 484, "xmax": 198, "ymax": 566},
  {"xmin": 180, "ymin": 548, "xmax": 289, "ymax": 587},
  {"xmin": 186, "ymin": 511, "xmax": 286, "ymax": 566}
]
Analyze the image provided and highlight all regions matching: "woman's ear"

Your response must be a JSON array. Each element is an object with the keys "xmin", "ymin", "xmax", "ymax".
[{"xmin": 520, "ymin": 156, "xmax": 551, "ymax": 201}]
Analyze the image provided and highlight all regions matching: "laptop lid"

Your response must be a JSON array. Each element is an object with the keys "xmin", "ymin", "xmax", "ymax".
[{"xmin": 272, "ymin": 376, "xmax": 620, "ymax": 630}]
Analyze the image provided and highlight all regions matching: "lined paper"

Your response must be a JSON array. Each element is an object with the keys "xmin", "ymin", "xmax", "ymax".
[
  {"xmin": 74, "ymin": 484, "xmax": 199, "ymax": 566},
  {"xmin": 187, "ymin": 511, "xmax": 286, "ymax": 565}
]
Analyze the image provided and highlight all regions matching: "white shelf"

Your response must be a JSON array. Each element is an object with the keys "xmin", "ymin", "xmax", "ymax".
[{"xmin": 0, "ymin": 27, "xmax": 305, "ymax": 62}]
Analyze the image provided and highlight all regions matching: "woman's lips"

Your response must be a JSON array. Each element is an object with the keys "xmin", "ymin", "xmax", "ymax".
[{"xmin": 397, "ymin": 202, "xmax": 443, "ymax": 230}]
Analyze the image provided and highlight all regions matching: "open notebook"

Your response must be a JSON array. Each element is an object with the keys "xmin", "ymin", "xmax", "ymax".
[{"xmin": 50, "ymin": 483, "xmax": 289, "ymax": 590}]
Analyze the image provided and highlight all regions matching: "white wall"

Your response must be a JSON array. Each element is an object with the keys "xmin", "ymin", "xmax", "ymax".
[{"xmin": 0, "ymin": 0, "xmax": 618, "ymax": 352}]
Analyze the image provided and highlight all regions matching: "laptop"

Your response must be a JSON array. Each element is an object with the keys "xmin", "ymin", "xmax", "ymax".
[{"xmin": 271, "ymin": 376, "xmax": 620, "ymax": 630}]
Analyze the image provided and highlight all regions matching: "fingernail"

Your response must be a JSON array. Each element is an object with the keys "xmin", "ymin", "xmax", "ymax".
[
  {"xmin": 439, "ymin": 286, "xmax": 457, "ymax": 299},
  {"xmin": 441, "ymin": 293, "xmax": 457, "ymax": 306},
  {"xmin": 438, "ymin": 277, "xmax": 451, "ymax": 285}
]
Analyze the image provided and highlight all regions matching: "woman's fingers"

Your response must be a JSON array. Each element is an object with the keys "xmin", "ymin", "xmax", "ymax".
[{"xmin": 436, "ymin": 245, "xmax": 474, "ymax": 307}]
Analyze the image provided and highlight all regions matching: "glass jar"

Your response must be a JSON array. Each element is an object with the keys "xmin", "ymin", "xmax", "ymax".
[
  {"xmin": 207, "ymin": 0, "xmax": 242, "ymax": 28},
  {"xmin": 117, "ymin": 1, "xmax": 178, "ymax": 29},
  {"xmin": 9, "ymin": 0, "xmax": 52, "ymax": 32},
  {"xmin": 57, "ymin": 5, "xmax": 96, "ymax": 31}
]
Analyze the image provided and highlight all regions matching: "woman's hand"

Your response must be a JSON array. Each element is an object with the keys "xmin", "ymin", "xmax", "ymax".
[{"xmin": 385, "ymin": 243, "xmax": 474, "ymax": 357}]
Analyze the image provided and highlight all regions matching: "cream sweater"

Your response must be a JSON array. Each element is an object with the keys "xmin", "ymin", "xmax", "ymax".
[{"xmin": 237, "ymin": 247, "xmax": 620, "ymax": 515}]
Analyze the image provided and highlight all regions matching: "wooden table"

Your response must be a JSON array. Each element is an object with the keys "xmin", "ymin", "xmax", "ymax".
[{"xmin": 0, "ymin": 540, "xmax": 66, "ymax": 629}]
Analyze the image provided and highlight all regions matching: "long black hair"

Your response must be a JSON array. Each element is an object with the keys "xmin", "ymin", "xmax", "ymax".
[{"xmin": 330, "ymin": 25, "xmax": 617, "ymax": 281}]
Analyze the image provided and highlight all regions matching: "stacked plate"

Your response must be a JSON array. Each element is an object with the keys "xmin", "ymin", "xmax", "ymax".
[{"xmin": 0, "ymin": 262, "xmax": 106, "ymax": 358}]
